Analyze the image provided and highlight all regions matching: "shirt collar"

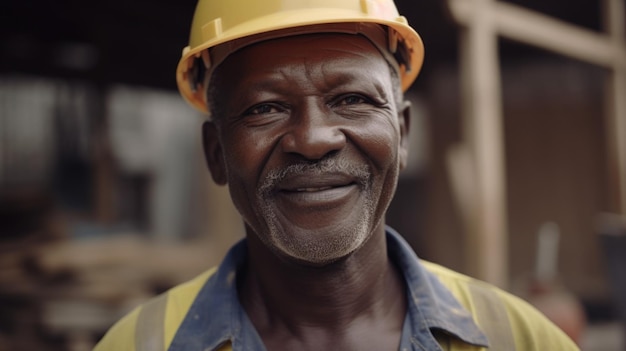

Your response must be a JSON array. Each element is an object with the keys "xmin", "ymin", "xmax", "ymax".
[
  {"xmin": 386, "ymin": 226, "xmax": 489, "ymax": 348},
  {"xmin": 168, "ymin": 227, "xmax": 488, "ymax": 351}
]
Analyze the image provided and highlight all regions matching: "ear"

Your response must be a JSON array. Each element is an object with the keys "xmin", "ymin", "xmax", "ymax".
[
  {"xmin": 398, "ymin": 99, "xmax": 411, "ymax": 170},
  {"xmin": 202, "ymin": 121, "xmax": 228, "ymax": 185}
]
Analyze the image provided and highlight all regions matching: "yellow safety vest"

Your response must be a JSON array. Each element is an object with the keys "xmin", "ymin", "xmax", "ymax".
[{"xmin": 95, "ymin": 262, "xmax": 579, "ymax": 351}]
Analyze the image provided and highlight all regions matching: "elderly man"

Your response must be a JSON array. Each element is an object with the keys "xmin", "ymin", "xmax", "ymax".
[{"xmin": 94, "ymin": 0, "xmax": 579, "ymax": 350}]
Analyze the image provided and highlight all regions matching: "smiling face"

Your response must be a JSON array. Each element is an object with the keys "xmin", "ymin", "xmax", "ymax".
[{"xmin": 203, "ymin": 33, "xmax": 410, "ymax": 266}]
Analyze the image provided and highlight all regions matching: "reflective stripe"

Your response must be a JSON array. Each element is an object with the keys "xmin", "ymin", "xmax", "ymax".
[
  {"xmin": 135, "ymin": 293, "xmax": 168, "ymax": 351},
  {"xmin": 469, "ymin": 284, "xmax": 516, "ymax": 350}
]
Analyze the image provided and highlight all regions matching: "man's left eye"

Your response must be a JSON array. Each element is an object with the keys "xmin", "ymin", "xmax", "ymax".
[{"xmin": 336, "ymin": 95, "xmax": 368, "ymax": 106}]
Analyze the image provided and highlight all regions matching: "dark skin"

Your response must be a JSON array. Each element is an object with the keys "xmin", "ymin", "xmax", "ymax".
[{"xmin": 203, "ymin": 34, "xmax": 412, "ymax": 350}]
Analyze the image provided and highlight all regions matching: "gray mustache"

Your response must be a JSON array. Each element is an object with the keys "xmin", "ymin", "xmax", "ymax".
[{"xmin": 258, "ymin": 157, "xmax": 371, "ymax": 196}]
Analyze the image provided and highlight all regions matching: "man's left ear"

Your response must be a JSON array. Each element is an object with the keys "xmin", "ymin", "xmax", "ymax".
[{"xmin": 398, "ymin": 100, "xmax": 411, "ymax": 170}]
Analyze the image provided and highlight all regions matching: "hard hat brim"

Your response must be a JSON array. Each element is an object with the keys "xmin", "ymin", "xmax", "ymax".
[{"xmin": 177, "ymin": 10, "xmax": 424, "ymax": 115}]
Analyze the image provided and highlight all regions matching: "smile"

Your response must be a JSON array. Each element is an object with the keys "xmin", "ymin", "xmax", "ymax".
[
  {"xmin": 277, "ymin": 183, "xmax": 359, "ymax": 208},
  {"xmin": 259, "ymin": 164, "xmax": 371, "ymax": 213},
  {"xmin": 294, "ymin": 186, "xmax": 333, "ymax": 192}
]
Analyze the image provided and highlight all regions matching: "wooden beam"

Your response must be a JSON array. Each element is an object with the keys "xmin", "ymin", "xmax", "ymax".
[
  {"xmin": 446, "ymin": 0, "xmax": 626, "ymax": 286},
  {"xmin": 605, "ymin": 0, "xmax": 626, "ymax": 215},
  {"xmin": 449, "ymin": 0, "xmax": 626, "ymax": 69},
  {"xmin": 456, "ymin": 0, "xmax": 509, "ymax": 288}
]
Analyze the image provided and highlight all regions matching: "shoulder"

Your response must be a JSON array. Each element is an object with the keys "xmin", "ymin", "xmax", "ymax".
[
  {"xmin": 93, "ymin": 306, "xmax": 141, "ymax": 351},
  {"xmin": 421, "ymin": 261, "xmax": 579, "ymax": 350},
  {"xmin": 162, "ymin": 267, "xmax": 218, "ymax": 347},
  {"xmin": 93, "ymin": 267, "xmax": 217, "ymax": 351}
]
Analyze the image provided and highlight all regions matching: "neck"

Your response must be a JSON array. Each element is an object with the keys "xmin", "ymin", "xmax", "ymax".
[{"xmin": 239, "ymin": 225, "xmax": 406, "ymax": 332}]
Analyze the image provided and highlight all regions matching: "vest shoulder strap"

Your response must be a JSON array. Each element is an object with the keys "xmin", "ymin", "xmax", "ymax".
[
  {"xmin": 469, "ymin": 284, "xmax": 517, "ymax": 350},
  {"xmin": 135, "ymin": 293, "xmax": 169, "ymax": 351}
]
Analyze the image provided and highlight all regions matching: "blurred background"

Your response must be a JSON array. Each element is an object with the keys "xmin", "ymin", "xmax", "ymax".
[{"xmin": 1, "ymin": 0, "xmax": 625, "ymax": 350}]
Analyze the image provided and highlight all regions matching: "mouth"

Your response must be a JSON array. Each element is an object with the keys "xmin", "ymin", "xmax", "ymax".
[
  {"xmin": 257, "ymin": 162, "xmax": 372, "ymax": 230},
  {"xmin": 292, "ymin": 186, "xmax": 334, "ymax": 192},
  {"xmin": 270, "ymin": 173, "xmax": 361, "ymax": 209},
  {"xmin": 276, "ymin": 183, "xmax": 359, "ymax": 211},
  {"xmin": 284, "ymin": 180, "xmax": 356, "ymax": 193},
  {"xmin": 258, "ymin": 159, "xmax": 371, "ymax": 215}
]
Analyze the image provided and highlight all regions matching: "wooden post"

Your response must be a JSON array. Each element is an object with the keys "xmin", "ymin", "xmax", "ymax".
[
  {"xmin": 447, "ymin": 0, "xmax": 626, "ymax": 287},
  {"xmin": 605, "ymin": 0, "xmax": 626, "ymax": 215},
  {"xmin": 455, "ymin": 0, "xmax": 509, "ymax": 288}
]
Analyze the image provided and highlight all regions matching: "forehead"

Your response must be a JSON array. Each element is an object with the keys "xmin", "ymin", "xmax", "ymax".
[
  {"xmin": 239, "ymin": 32, "xmax": 386, "ymax": 60},
  {"xmin": 212, "ymin": 33, "xmax": 393, "ymax": 92}
]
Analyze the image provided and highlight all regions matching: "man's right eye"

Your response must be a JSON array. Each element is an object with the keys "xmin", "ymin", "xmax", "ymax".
[{"xmin": 244, "ymin": 103, "xmax": 282, "ymax": 115}]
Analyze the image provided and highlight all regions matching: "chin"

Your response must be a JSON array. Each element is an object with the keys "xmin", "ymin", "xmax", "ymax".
[{"xmin": 264, "ymin": 215, "xmax": 375, "ymax": 267}]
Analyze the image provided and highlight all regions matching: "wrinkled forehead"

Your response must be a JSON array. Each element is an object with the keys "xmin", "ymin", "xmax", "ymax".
[
  {"xmin": 205, "ymin": 23, "xmax": 401, "ymax": 88},
  {"xmin": 220, "ymin": 32, "xmax": 390, "ymax": 73},
  {"xmin": 207, "ymin": 33, "xmax": 396, "ymax": 110}
]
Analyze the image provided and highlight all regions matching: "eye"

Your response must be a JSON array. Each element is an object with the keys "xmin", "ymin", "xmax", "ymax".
[
  {"xmin": 334, "ymin": 94, "xmax": 369, "ymax": 106},
  {"xmin": 236, "ymin": 102, "xmax": 289, "ymax": 127},
  {"xmin": 243, "ymin": 103, "xmax": 286, "ymax": 116}
]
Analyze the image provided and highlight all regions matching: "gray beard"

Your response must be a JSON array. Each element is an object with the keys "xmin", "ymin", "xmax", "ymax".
[{"xmin": 256, "ymin": 157, "xmax": 374, "ymax": 265}]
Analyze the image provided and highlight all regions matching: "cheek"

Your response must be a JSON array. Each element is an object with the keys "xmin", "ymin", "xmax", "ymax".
[
  {"xmin": 223, "ymin": 129, "xmax": 269, "ymax": 170},
  {"xmin": 347, "ymin": 118, "xmax": 402, "ymax": 209},
  {"xmin": 221, "ymin": 129, "xmax": 279, "ymax": 196},
  {"xmin": 221, "ymin": 139, "xmax": 266, "ymax": 228},
  {"xmin": 349, "ymin": 118, "xmax": 401, "ymax": 169}
]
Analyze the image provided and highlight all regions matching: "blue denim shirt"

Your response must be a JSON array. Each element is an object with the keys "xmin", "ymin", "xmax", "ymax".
[{"xmin": 168, "ymin": 227, "xmax": 488, "ymax": 351}]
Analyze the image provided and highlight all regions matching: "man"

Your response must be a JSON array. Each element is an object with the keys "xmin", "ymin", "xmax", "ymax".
[{"xmin": 95, "ymin": 0, "xmax": 579, "ymax": 350}]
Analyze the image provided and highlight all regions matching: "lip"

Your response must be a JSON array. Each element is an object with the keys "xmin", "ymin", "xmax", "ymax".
[
  {"xmin": 278, "ymin": 173, "xmax": 356, "ymax": 191},
  {"xmin": 279, "ymin": 184, "xmax": 358, "ymax": 207},
  {"xmin": 273, "ymin": 173, "xmax": 361, "ymax": 209}
]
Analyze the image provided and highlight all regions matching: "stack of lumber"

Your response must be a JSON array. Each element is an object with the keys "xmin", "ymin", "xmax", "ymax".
[{"xmin": 0, "ymin": 233, "xmax": 222, "ymax": 351}]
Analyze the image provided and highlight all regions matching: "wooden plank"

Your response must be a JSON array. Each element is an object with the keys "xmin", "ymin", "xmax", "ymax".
[
  {"xmin": 605, "ymin": 0, "xmax": 626, "ymax": 215},
  {"xmin": 448, "ymin": 0, "xmax": 626, "ymax": 69},
  {"xmin": 456, "ymin": 0, "xmax": 509, "ymax": 288},
  {"xmin": 446, "ymin": 0, "xmax": 626, "ymax": 286}
]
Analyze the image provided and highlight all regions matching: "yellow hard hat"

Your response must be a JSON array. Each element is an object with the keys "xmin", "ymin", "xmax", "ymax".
[{"xmin": 176, "ymin": 0, "xmax": 425, "ymax": 114}]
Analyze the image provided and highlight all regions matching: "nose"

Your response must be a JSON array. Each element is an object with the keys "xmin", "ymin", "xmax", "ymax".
[{"xmin": 280, "ymin": 103, "xmax": 346, "ymax": 160}]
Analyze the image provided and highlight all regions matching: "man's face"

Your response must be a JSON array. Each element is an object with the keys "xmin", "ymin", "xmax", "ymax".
[{"xmin": 205, "ymin": 33, "xmax": 409, "ymax": 266}]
